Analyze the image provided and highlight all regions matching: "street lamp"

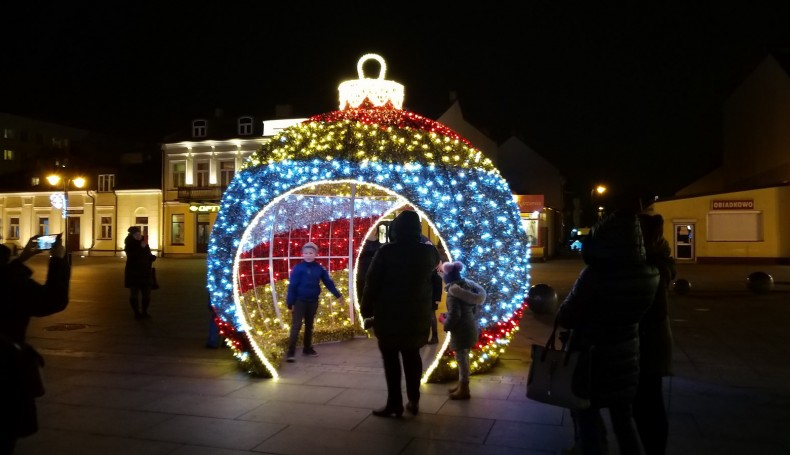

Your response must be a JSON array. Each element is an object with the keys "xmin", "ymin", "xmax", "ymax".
[
  {"xmin": 47, "ymin": 172, "xmax": 86, "ymax": 254},
  {"xmin": 590, "ymin": 184, "xmax": 607, "ymax": 220}
]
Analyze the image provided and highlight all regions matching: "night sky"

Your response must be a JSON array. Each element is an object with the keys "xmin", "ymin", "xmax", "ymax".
[{"xmin": 3, "ymin": 2, "xmax": 788, "ymax": 200}]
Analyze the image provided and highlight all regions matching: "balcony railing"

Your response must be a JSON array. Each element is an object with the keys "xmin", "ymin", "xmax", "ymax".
[{"xmin": 176, "ymin": 186, "xmax": 225, "ymax": 202}]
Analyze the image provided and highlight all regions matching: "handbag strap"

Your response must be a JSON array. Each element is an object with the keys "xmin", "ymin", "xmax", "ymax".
[{"xmin": 544, "ymin": 314, "xmax": 561, "ymax": 350}]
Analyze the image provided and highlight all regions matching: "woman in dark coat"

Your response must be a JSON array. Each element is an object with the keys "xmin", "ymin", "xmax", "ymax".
[
  {"xmin": 360, "ymin": 210, "xmax": 440, "ymax": 417},
  {"xmin": 634, "ymin": 214, "xmax": 676, "ymax": 455},
  {"xmin": 558, "ymin": 209, "xmax": 659, "ymax": 455},
  {"xmin": 124, "ymin": 226, "xmax": 156, "ymax": 319},
  {"xmin": 1, "ymin": 238, "xmax": 70, "ymax": 453}
]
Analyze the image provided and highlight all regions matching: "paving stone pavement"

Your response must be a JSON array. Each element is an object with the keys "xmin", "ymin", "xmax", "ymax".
[{"xmin": 11, "ymin": 255, "xmax": 790, "ymax": 454}]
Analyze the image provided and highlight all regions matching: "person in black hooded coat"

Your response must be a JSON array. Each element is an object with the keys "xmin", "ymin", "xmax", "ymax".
[
  {"xmin": 124, "ymin": 226, "xmax": 156, "ymax": 319},
  {"xmin": 360, "ymin": 210, "xmax": 440, "ymax": 418},
  {"xmin": 558, "ymin": 209, "xmax": 659, "ymax": 455}
]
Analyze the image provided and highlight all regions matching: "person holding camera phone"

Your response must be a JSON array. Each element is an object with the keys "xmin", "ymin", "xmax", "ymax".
[
  {"xmin": 124, "ymin": 226, "xmax": 156, "ymax": 319},
  {"xmin": 1, "ymin": 234, "xmax": 70, "ymax": 452}
]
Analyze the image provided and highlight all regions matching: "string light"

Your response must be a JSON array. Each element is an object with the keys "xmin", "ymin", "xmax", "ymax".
[{"xmin": 207, "ymin": 54, "xmax": 530, "ymax": 380}]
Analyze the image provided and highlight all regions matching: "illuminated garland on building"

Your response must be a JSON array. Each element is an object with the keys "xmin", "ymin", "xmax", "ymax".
[{"xmin": 207, "ymin": 54, "xmax": 530, "ymax": 381}]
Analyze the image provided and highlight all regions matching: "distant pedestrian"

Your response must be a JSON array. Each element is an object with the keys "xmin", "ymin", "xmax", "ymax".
[
  {"xmin": 1, "ymin": 236, "xmax": 70, "ymax": 453},
  {"xmin": 360, "ymin": 210, "xmax": 440, "ymax": 417},
  {"xmin": 633, "ymin": 213, "xmax": 676, "ymax": 455},
  {"xmin": 124, "ymin": 227, "xmax": 156, "ymax": 319},
  {"xmin": 558, "ymin": 208, "xmax": 659, "ymax": 455},
  {"xmin": 439, "ymin": 261, "xmax": 486, "ymax": 400},
  {"xmin": 285, "ymin": 242, "xmax": 343, "ymax": 362}
]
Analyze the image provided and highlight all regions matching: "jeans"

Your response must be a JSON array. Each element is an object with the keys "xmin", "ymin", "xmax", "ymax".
[
  {"xmin": 378, "ymin": 342, "xmax": 422, "ymax": 408},
  {"xmin": 455, "ymin": 348, "xmax": 470, "ymax": 382},
  {"xmin": 575, "ymin": 403, "xmax": 645, "ymax": 455},
  {"xmin": 287, "ymin": 300, "xmax": 318, "ymax": 355}
]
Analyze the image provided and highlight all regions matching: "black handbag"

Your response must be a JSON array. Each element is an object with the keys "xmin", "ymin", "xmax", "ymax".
[{"xmin": 526, "ymin": 316, "xmax": 591, "ymax": 410}]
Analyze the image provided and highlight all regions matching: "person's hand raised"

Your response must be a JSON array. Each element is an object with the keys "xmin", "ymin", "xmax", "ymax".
[{"xmin": 17, "ymin": 235, "xmax": 44, "ymax": 263}]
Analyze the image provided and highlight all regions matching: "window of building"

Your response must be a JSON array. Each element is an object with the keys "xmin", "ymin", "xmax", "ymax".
[
  {"xmin": 100, "ymin": 216, "xmax": 113, "ymax": 239},
  {"xmin": 220, "ymin": 160, "xmax": 235, "ymax": 187},
  {"xmin": 196, "ymin": 161, "xmax": 209, "ymax": 187},
  {"xmin": 238, "ymin": 116, "xmax": 253, "ymax": 135},
  {"xmin": 39, "ymin": 217, "xmax": 50, "ymax": 236},
  {"xmin": 8, "ymin": 217, "xmax": 20, "ymax": 239},
  {"xmin": 19, "ymin": 131, "xmax": 28, "ymax": 141},
  {"xmin": 31, "ymin": 177, "xmax": 40, "ymax": 186},
  {"xmin": 3, "ymin": 128, "xmax": 14, "ymax": 139},
  {"xmin": 192, "ymin": 119, "xmax": 207, "ymax": 137},
  {"xmin": 707, "ymin": 211, "xmax": 764, "ymax": 242},
  {"xmin": 51, "ymin": 137, "xmax": 64, "ymax": 148},
  {"xmin": 171, "ymin": 161, "xmax": 186, "ymax": 188},
  {"xmin": 98, "ymin": 174, "xmax": 116, "ymax": 192},
  {"xmin": 134, "ymin": 216, "xmax": 149, "ymax": 238},
  {"xmin": 3, "ymin": 149, "xmax": 13, "ymax": 160},
  {"xmin": 171, "ymin": 214, "xmax": 185, "ymax": 245}
]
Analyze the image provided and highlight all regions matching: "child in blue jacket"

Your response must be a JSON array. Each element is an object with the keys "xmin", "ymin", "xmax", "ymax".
[{"xmin": 285, "ymin": 242, "xmax": 343, "ymax": 361}]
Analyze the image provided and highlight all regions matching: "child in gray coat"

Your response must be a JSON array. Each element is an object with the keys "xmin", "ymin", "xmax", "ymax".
[{"xmin": 440, "ymin": 261, "xmax": 486, "ymax": 400}]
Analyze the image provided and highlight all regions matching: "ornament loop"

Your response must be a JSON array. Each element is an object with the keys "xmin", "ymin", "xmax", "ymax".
[{"xmin": 357, "ymin": 53, "xmax": 387, "ymax": 80}]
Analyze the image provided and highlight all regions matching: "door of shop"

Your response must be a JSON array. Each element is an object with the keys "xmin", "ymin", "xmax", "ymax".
[
  {"xmin": 67, "ymin": 217, "xmax": 80, "ymax": 252},
  {"xmin": 673, "ymin": 223, "xmax": 695, "ymax": 261},
  {"xmin": 196, "ymin": 213, "xmax": 210, "ymax": 253}
]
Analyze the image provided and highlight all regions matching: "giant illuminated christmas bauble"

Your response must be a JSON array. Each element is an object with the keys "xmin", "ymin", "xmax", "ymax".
[{"xmin": 207, "ymin": 54, "xmax": 530, "ymax": 381}]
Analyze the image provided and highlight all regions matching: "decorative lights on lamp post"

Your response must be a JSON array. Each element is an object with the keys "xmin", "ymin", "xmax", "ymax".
[{"xmin": 47, "ymin": 172, "xmax": 86, "ymax": 253}]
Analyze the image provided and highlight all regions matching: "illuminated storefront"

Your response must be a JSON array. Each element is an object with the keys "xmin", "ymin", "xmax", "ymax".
[{"xmin": 647, "ymin": 184, "xmax": 790, "ymax": 263}]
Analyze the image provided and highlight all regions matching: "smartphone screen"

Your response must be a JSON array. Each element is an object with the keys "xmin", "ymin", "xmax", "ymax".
[{"xmin": 37, "ymin": 234, "xmax": 59, "ymax": 250}]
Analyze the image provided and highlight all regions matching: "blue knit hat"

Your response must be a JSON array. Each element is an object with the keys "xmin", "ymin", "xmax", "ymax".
[{"xmin": 442, "ymin": 261, "xmax": 464, "ymax": 284}]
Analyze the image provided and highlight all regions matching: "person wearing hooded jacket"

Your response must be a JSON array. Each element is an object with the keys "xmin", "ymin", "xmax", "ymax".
[
  {"xmin": 439, "ymin": 260, "xmax": 486, "ymax": 400},
  {"xmin": 360, "ymin": 210, "xmax": 440, "ymax": 418},
  {"xmin": 633, "ymin": 213, "xmax": 676, "ymax": 455},
  {"xmin": 1, "ymin": 237, "xmax": 70, "ymax": 453},
  {"xmin": 558, "ymin": 209, "xmax": 659, "ymax": 455}
]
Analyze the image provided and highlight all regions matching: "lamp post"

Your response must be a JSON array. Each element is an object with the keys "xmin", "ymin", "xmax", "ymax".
[
  {"xmin": 47, "ymin": 172, "xmax": 86, "ymax": 254},
  {"xmin": 590, "ymin": 184, "xmax": 607, "ymax": 220}
]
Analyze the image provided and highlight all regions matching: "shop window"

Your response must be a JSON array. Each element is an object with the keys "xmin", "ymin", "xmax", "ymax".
[
  {"xmin": 238, "ymin": 116, "xmax": 253, "ymax": 135},
  {"xmin": 8, "ymin": 217, "xmax": 20, "ymax": 239},
  {"xmin": 100, "ymin": 216, "xmax": 113, "ymax": 239},
  {"xmin": 171, "ymin": 214, "xmax": 185, "ymax": 245},
  {"xmin": 707, "ymin": 211, "xmax": 763, "ymax": 242}
]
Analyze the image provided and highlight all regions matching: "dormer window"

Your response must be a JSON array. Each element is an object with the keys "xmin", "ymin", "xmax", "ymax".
[
  {"xmin": 238, "ymin": 116, "xmax": 253, "ymax": 136},
  {"xmin": 192, "ymin": 119, "xmax": 207, "ymax": 137}
]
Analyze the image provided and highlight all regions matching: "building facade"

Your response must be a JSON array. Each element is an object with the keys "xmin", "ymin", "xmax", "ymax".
[
  {"xmin": 160, "ymin": 115, "xmax": 305, "ymax": 256},
  {"xmin": 646, "ymin": 54, "xmax": 790, "ymax": 264}
]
